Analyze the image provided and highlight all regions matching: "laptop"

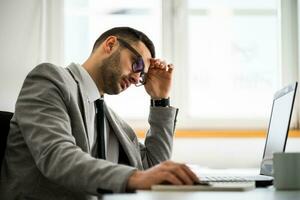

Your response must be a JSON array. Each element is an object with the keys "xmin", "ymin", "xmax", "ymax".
[{"xmin": 196, "ymin": 82, "xmax": 298, "ymax": 187}]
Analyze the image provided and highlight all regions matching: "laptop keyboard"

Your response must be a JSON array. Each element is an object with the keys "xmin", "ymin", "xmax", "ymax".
[{"xmin": 200, "ymin": 176, "xmax": 255, "ymax": 183}]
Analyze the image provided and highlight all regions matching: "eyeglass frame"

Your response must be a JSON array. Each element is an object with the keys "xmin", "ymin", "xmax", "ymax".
[{"xmin": 117, "ymin": 38, "xmax": 147, "ymax": 86}]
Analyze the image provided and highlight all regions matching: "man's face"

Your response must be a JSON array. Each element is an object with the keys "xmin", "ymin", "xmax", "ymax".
[{"xmin": 100, "ymin": 40, "xmax": 151, "ymax": 95}]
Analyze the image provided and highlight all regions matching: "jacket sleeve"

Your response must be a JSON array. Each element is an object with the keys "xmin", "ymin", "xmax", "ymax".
[
  {"xmin": 139, "ymin": 106, "xmax": 179, "ymax": 169},
  {"xmin": 15, "ymin": 63, "xmax": 136, "ymax": 195}
]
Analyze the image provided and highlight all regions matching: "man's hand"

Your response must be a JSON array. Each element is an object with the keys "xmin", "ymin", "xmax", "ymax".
[
  {"xmin": 144, "ymin": 58, "xmax": 174, "ymax": 99},
  {"xmin": 126, "ymin": 160, "xmax": 199, "ymax": 191}
]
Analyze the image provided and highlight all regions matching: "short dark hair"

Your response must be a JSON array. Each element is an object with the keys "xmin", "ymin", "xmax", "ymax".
[{"xmin": 92, "ymin": 27, "xmax": 155, "ymax": 58}]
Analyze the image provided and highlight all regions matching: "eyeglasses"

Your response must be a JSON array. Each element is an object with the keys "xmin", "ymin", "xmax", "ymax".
[{"xmin": 117, "ymin": 38, "xmax": 146, "ymax": 86}]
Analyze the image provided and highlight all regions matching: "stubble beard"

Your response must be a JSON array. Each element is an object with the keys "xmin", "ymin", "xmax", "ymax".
[{"xmin": 100, "ymin": 50, "xmax": 123, "ymax": 95}]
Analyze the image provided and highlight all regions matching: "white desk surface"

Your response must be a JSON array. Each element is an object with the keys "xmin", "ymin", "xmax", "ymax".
[
  {"xmin": 104, "ymin": 168, "xmax": 300, "ymax": 200},
  {"xmin": 104, "ymin": 187, "xmax": 300, "ymax": 200}
]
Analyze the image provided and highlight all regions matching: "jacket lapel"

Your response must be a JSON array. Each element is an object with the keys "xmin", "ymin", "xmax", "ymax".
[
  {"xmin": 67, "ymin": 64, "xmax": 92, "ymax": 152},
  {"xmin": 104, "ymin": 103, "xmax": 143, "ymax": 169}
]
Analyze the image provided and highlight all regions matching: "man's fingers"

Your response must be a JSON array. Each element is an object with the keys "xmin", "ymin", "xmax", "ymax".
[
  {"xmin": 151, "ymin": 59, "xmax": 167, "ymax": 69},
  {"xmin": 170, "ymin": 166, "xmax": 194, "ymax": 185},
  {"xmin": 155, "ymin": 60, "xmax": 165, "ymax": 69},
  {"xmin": 149, "ymin": 58, "xmax": 173, "ymax": 72},
  {"xmin": 167, "ymin": 64, "xmax": 174, "ymax": 73},
  {"xmin": 182, "ymin": 164, "xmax": 200, "ymax": 183},
  {"xmin": 162, "ymin": 161, "xmax": 195, "ymax": 185},
  {"xmin": 159, "ymin": 61, "xmax": 167, "ymax": 69},
  {"xmin": 127, "ymin": 162, "xmax": 195, "ymax": 191},
  {"xmin": 162, "ymin": 172, "xmax": 183, "ymax": 185}
]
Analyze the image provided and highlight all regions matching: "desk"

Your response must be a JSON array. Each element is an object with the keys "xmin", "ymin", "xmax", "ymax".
[
  {"xmin": 104, "ymin": 187, "xmax": 300, "ymax": 200},
  {"xmin": 104, "ymin": 168, "xmax": 300, "ymax": 200}
]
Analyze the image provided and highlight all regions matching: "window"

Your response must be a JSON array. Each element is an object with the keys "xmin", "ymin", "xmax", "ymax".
[
  {"xmin": 64, "ymin": 0, "xmax": 297, "ymax": 129},
  {"xmin": 64, "ymin": 0, "xmax": 161, "ymax": 122},
  {"xmin": 184, "ymin": 0, "xmax": 279, "ymax": 128}
]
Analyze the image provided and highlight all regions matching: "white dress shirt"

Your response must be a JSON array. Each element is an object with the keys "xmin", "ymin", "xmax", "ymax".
[{"xmin": 74, "ymin": 63, "xmax": 119, "ymax": 163}]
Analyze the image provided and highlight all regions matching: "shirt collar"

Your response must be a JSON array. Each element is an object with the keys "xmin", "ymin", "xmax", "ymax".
[{"xmin": 74, "ymin": 63, "xmax": 101, "ymax": 103}]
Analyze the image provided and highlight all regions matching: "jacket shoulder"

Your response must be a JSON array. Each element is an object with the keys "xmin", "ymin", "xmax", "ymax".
[
  {"xmin": 27, "ymin": 63, "xmax": 77, "ymax": 88},
  {"xmin": 29, "ymin": 63, "xmax": 70, "ymax": 80},
  {"xmin": 18, "ymin": 63, "xmax": 77, "ymax": 106}
]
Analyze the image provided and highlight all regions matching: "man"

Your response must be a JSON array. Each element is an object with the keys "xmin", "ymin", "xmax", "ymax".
[{"xmin": 0, "ymin": 27, "xmax": 198, "ymax": 199}]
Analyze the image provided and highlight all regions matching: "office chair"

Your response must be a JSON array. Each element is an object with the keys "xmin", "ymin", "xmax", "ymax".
[{"xmin": 0, "ymin": 111, "xmax": 13, "ymax": 171}]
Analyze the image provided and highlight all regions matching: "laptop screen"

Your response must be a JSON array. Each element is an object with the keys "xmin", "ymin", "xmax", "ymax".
[{"xmin": 260, "ymin": 82, "xmax": 297, "ymax": 176}]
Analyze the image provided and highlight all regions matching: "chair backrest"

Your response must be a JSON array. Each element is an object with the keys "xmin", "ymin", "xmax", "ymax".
[{"xmin": 0, "ymin": 111, "xmax": 13, "ymax": 171}]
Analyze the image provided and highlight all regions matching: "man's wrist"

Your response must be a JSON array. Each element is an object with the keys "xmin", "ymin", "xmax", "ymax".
[
  {"xmin": 126, "ymin": 170, "xmax": 142, "ymax": 191},
  {"xmin": 150, "ymin": 97, "xmax": 170, "ymax": 107}
]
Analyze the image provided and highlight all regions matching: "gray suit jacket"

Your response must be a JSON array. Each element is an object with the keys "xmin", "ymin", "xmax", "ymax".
[{"xmin": 0, "ymin": 63, "xmax": 179, "ymax": 200}]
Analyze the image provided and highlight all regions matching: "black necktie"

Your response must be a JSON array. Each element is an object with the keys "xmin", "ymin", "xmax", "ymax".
[{"xmin": 95, "ymin": 99, "xmax": 106, "ymax": 159}]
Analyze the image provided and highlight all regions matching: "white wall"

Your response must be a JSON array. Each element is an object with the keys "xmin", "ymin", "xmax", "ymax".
[
  {"xmin": 0, "ymin": 0, "xmax": 43, "ymax": 112},
  {"xmin": 0, "ymin": 0, "xmax": 63, "ymax": 112}
]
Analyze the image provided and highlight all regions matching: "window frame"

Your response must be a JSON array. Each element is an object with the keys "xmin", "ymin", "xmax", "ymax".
[
  {"xmin": 158, "ymin": 0, "xmax": 299, "ymax": 130},
  {"xmin": 61, "ymin": 0, "xmax": 299, "ymax": 130}
]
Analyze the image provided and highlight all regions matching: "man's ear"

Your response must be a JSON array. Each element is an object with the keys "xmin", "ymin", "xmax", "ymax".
[{"xmin": 104, "ymin": 36, "xmax": 118, "ymax": 54}]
